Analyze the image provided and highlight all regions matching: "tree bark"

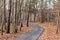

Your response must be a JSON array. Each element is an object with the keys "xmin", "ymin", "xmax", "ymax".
[
  {"xmin": 56, "ymin": 12, "xmax": 59, "ymax": 34},
  {"xmin": 18, "ymin": 0, "xmax": 24, "ymax": 31},
  {"xmin": 6, "ymin": 0, "xmax": 11, "ymax": 33},
  {"xmin": 13, "ymin": 0, "xmax": 18, "ymax": 33},
  {"xmin": 27, "ymin": 13, "xmax": 29, "ymax": 27},
  {"xmin": 34, "ymin": 13, "xmax": 36, "ymax": 22},
  {"xmin": 4, "ymin": 0, "xmax": 7, "ymax": 32}
]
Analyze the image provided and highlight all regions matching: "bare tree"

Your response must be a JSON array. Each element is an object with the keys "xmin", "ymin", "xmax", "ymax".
[
  {"xmin": 1, "ymin": 12, "xmax": 4, "ymax": 35},
  {"xmin": 18, "ymin": 0, "xmax": 24, "ymax": 30},
  {"xmin": 6, "ymin": 0, "xmax": 11, "ymax": 33},
  {"xmin": 56, "ymin": 12, "xmax": 59, "ymax": 34},
  {"xmin": 13, "ymin": 0, "xmax": 18, "ymax": 33}
]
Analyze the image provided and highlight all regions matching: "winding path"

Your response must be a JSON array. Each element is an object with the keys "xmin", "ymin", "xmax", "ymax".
[{"xmin": 14, "ymin": 23, "xmax": 44, "ymax": 40}]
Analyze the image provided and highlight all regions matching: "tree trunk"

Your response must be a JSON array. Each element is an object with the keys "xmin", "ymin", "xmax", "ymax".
[
  {"xmin": 40, "ymin": 0, "xmax": 44, "ymax": 23},
  {"xmin": 27, "ymin": 13, "xmax": 29, "ymax": 27},
  {"xmin": 4, "ymin": 0, "xmax": 7, "ymax": 32},
  {"xmin": 1, "ymin": 14, "xmax": 4, "ymax": 35},
  {"xmin": 13, "ymin": 0, "xmax": 18, "ymax": 33},
  {"xmin": 56, "ymin": 12, "xmax": 59, "ymax": 34},
  {"xmin": 34, "ymin": 13, "xmax": 36, "ymax": 22},
  {"xmin": 18, "ymin": 0, "xmax": 24, "ymax": 31},
  {"xmin": 6, "ymin": 0, "xmax": 11, "ymax": 33}
]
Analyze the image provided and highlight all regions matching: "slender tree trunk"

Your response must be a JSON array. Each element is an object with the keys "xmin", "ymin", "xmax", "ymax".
[
  {"xmin": 20, "ymin": 12, "xmax": 23, "ymax": 27},
  {"xmin": 6, "ymin": 0, "xmax": 11, "ymax": 33},
  {"xmin": 1, "ymin": 14, "xmax": 4, "ymax": 35},
  {"xmin": 56, "ymin": 12, "xmax": 59, "ymax": 34},
  {"xmin": 4, "ymin": 0, "xmax": 6, "ymax": 32},
  {"xmin": 34, "ymin": 13, "xmax": 36, "ymax": 22},
  {"xmin": 18, "ymin": 0, "xmax": 24, "ymax": 31},
  {"xmin": 13, "ymin": 0, "xmax": 18, "ymax": 33},
  {"xmin": 27, "ymin": 13, "xmax": 29, "ymax": 27},
  {"xmin": 26, "ymin": 0, "xmax": 31, "ymax": 27},
  {"xmin": 41, "ymin": 10, "xmax": 44, "ymax": 23},
  {"xmin": 40, "ymin": 0, "xmax": 44, "ymax": 23}
]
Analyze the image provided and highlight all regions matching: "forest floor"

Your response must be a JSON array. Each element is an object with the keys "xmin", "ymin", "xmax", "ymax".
[
  {"xmin": 32, "ymin": 22, "xmax": 60, "ymax": 40},
  {"xmin": 0, "ymin": 24, "xmax": 32, "ymax": 40},
  {"xmin": 0, "ymin": 22, "xmax": 60, "ymax": 40}
]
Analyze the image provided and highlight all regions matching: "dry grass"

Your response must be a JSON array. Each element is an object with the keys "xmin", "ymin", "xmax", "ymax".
[{"xmin": 32, "ymin": 22, "xmax": 60, "ymax": 40}]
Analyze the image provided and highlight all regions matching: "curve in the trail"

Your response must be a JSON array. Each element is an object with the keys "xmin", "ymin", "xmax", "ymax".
[{"xmin": 14, "ymin": 23, "xmax": 44, "ymax": 40}]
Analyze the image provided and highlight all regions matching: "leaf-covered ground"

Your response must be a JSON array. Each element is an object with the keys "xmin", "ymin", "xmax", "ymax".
[
  {"xmin": 33, "ymin": 22, "xmax": 60, "ymax": 40},
  {"xmin": 0, "ymin": 24, "xmax": 32, "ymax": 40}
]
